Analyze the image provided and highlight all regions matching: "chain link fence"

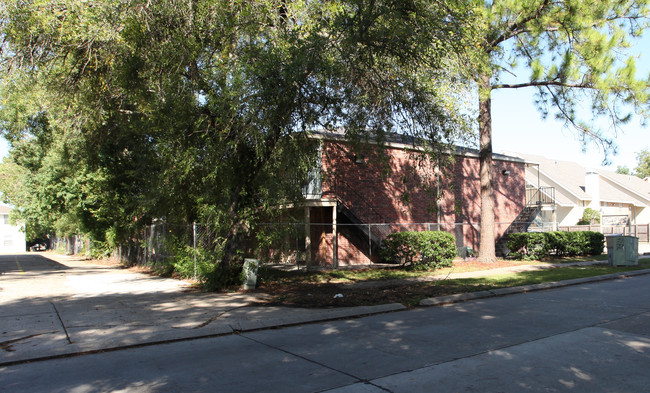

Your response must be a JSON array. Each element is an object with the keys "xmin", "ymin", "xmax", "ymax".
[
  {"xmin": 252, "ymin": 221, "xmax": 500, "ymax": 267},
  {"xmin": 57, "ymin": 220, "xmax": 632, "ymax": 269}
]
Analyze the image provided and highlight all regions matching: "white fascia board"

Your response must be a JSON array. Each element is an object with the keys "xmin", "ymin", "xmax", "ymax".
[{"xmin": 599, "ymin": 198, "xmax": 646, "ymax": 208}]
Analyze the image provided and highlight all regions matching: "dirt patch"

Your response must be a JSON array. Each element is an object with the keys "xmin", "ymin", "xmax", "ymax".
[
  {"xmin": 255, "ymin": 280, "xmax": 495, "ymax": 308},
  {"xmin": 254, "ymin": 259, "xmax": 535, "ymax": 308}
]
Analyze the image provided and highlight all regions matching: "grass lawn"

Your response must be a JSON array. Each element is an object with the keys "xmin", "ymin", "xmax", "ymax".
[{"xmin": 254, "ymin": 255, "xmax": 650, "ymax": 308}]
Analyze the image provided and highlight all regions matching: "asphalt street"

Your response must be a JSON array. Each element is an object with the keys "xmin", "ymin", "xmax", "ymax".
[{"xmin": 2, "ymin": 253, "xmax": 650, "ymax": 392}]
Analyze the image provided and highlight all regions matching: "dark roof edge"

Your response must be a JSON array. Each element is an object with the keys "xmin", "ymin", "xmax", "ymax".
[{"xmin": 308, "ymin": 129, "xmax": 525, "ymax": 164}]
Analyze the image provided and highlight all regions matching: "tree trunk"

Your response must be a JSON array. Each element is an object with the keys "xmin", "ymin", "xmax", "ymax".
[{"xmin": 478, "ymin": 75, "xmax": 497, "ymax": 262}]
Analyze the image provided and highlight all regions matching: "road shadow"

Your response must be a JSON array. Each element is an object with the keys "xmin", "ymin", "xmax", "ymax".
[{"xmin": 0, "ymin": 253, "xmax": 71, "ymax": 274}]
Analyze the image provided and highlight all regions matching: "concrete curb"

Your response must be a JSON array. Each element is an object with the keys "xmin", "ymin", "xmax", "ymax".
[{"xmin": 419, "ymin": 268, "xmax": 650, "ymax": 307}]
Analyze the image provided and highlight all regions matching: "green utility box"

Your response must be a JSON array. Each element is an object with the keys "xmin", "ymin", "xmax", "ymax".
[{"xmin": 606, "ymin": 235, "xmax": 639, "ymax": 267}]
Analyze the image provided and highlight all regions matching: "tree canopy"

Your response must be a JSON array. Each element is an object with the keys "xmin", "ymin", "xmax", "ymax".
[
  {"xmin": 472, "ymin": 0, "xmax": 650, "ymax": 261},
  {"xmin": 634, "ymin": 149, "xmax": 650, "ymax": 178},
  {"xmin": 0, "ymin": 0, "xmax": 476, "ymax": 269}
]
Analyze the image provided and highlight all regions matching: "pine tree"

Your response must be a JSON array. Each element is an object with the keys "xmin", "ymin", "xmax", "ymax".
[{"xmin": 473, "ymin": 0, "xmax": 650, "ymax": 262}]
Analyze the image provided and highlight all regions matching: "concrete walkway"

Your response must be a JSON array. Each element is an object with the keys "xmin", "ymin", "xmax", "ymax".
[{"xmin": 1, "ymin": 252, "xmax": 649, "ymax": 367}]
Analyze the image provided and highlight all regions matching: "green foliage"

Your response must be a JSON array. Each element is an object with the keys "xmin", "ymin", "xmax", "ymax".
[
  {"xmin": 473, "ymin": 0, "xmax": 650, "ymax": 261},
  {"xmin": 577, "ymin": 208, "xmax": 601, "ymax": 225},
  {"xmin": 586, "ymin": 232, "xmax": 606, "ymax": 256},
  {"xmin": 380, "ymin": 231, "xmax": 457, "ymax": 270},
  {"xmin": 506, "ymin": 233, "xmax": 548, "ymax": 261},
  {"xmin": 634, "ymin": 149, "xmax": 650, "ymax": 178},
  {"xmin": 203, "ymin": 263, "xmax": 245, "ymax": 292},
  {"xmin": 171, "ymin": 244, "xmax": 222, "ymax": 282},
  {"xmin": 0, "ymin": 0, "xmax": 476, "ymax": 267},
  {"xmin": 89, "ymin": 240, "xmax": 114, "ymax": 260},
  {"xmin": 616, "ymin": 166, "xmax": 631, "ymax": 175},
  {"xmin": 165, "ymin": 235, "xmax": 247, "ymax": 290},
  {"xmin": 507, "ymin": 231, "xmax": 604, "ymax": 260},
  {"xmin": 479, "ymin": 0, "xmax": 650, "ymax": 142}
]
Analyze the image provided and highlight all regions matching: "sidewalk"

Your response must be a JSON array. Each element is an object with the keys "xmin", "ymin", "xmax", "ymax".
[{"xmin": 2, "ymin": 252, "xmax": 649, "ymax": 366}]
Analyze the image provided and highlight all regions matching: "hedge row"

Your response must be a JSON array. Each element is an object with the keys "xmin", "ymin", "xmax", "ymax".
[
  {"xmin": 380, "ymin": 231, "xmax": 457, "ymax": 270},
  {"xmin": 506, "ymin": 231, "xmax": 604, "ymax": 260}
]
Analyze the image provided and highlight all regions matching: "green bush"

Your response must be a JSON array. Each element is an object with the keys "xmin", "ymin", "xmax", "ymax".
[
  {"xmin": 506, "ymin": 231, "xmax": 604, "ymax": 260},
  {"xmin": 171, "ymin": 244, "xmax": 221, "ymax": 281},
  {"xmin": 381, "ymin": 231, "xmax": 457, "ymax": 270},
  {"xmin": 203, "ymin": 262, "xmax": 244, "ymax": 291},
  {"xmin": 171, "ymin": 244, "xmax": 245, "ymax": 291},
  {"xmin": 166, "ymin": 235, "xmax": 247, "ymax": 291},
  {"xmin": 506, "ymin": 232, "xmax": 548, "ymax": 260},
  {"xmin": 585, "ymin": 231, "xmax": 606, "ymax": 255},
  {"xmin": 577, "ymin": 208, "xmax": 600, "ymax": 225},
  {"xmin": 543, "ymin": 231, "xmax": 566, "ymax": 256}
]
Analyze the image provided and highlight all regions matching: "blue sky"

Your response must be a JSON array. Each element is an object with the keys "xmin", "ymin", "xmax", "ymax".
[
  {"xmin": 491, "ymin": 88, "xmax": 648, "ymax": 171},
  {"xmin": 491, "ymin": 34, "xmax": 650, "ymax": 172}
]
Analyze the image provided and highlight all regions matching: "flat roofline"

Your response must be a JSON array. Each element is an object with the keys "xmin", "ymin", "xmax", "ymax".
[{"xmin": 308, "ymin": 129, "xmax": 526, "ymax": 164}]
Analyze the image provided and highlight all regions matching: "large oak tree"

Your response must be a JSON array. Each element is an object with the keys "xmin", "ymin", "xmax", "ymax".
[{"xmin": 0, "ymin": 1, "xmax": 475, "ymax": 273}]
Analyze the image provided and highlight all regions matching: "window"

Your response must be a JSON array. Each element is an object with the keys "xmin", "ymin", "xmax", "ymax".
[{"xmin": 2, "ymin": 214, "xmax": 8, "ymax": 225}]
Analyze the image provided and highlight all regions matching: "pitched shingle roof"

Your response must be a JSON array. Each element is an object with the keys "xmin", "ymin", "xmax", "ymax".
[{"xmin": 516, "ymin": 153, "xmax": 650, "ymax": 207}]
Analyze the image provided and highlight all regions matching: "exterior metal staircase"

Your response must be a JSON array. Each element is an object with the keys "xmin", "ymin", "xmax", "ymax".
[
  {"xmin": 332, "ymin": 177, "xmax": 391, "ymax": 260},
  {"xmin": 495, "ymin": 205, "xmax": 541, "ymax": 257},
  {"xmin": 336, "ymin": 203, "xmax": 384, "ymax": 259},
  {"xmin": 496, "ymin": 186, "xmax": 555, "ymax": 257}
]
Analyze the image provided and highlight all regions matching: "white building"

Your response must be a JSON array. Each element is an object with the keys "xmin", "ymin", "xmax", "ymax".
[
  {"xmin": 0, "ymin": 204, "xmax": 26, "ymax": 253},
  {"xmin": 516, "ymin": 153, "xmax": 650, "ymax": 236}
]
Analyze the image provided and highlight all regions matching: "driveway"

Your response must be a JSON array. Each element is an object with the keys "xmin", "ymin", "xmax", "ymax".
[{"xmin": 0, "ymin": 253, "xmax": 402, "ymax": 365}]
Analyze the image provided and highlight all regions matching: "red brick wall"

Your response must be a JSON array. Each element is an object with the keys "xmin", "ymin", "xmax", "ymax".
[
  {"xmin": 313, "ymin": 140, "xmax": 526, "ymax": 264},
  {"xmin": 437, "ymin": 156, "xmax": 526, "ymax": 249},
  {"xmin": 321, "ymin": 142, "xmax": 440, "ymax": 224}
]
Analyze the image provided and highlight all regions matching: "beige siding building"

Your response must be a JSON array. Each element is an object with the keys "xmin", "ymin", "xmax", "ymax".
[{"xmin": 517, "ymin": 153, "xmax": 650, "ymax": 230}]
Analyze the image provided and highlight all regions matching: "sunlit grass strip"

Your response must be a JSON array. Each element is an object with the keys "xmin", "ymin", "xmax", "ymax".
[
  {"xmin": 259, "ymin": 254, "xmax": 616, "ymax": 284},
  {"xmin": 442, "ymin": 262, "xmax": 650, "ymax": 289}
]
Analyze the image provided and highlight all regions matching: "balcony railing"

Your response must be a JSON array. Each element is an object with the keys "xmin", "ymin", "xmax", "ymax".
[
  {"xmin": 301, "ymin": 168, "xmax": 322, "ymax": 199},
  {"xmin": 526, "ymin": 186, "xmax": 555, "ymax": 206}
]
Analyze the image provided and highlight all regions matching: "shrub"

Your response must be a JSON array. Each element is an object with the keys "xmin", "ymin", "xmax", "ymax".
[
  {"xmin": 506, "ymin": 232, "xmax": 548, "ymax": 260},
  {"xmin": 381, "ymin": 232, "xmax": 418, "ymax": 266},
  {"xmin": 543, "ymin": 231, "xmax": 567, "ymax": 256},
  {"xmin": 577, "ymin": 208, "xmax": 600, "ymax": 225},
  {"xmin": 203, "ymin": 262, "xmax": 244, "ymax": 291},
  {"xmin": 381, "ymin": 231, "xmax": 457, "ymax": 270},
  {"xmin": 167, "ymin": 235, "xmax": 246, "ymax": 291},
  {"xmin": 506, "ymin": 231, "xmax": 604, "ymax": 260},
  {"xmin": 585, "ymin": 231, "xmax": 606, "ymax": 255},
  {"xmin": 171, "ymin": 244, "xmax": 221, "ymax": 281}
]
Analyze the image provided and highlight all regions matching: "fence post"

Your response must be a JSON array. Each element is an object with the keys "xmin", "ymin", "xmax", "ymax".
[
  {"xmin": 193, "ymin": 222, "xmax": 197, "ymax": 280},
  {"xmin": 368, "ymin": 224, "xmax": 372, "ymax": 260}
]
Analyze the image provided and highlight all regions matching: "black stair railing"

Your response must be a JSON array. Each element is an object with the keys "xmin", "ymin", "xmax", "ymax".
[
  {"xmin": 526, "ymin": 186, "xmax": 555, "ymax": 206},
  {"xmin": 331, "ymin": 177, "xmax": 392, "ymax": 254}
]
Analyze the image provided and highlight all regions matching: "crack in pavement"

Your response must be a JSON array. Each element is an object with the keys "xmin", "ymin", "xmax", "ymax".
[
  {"xmin": 50, "ymin": 302, "xmax": 73, "ymax": 344},
  {"xmin": 192, "ymin": 305, "xmax": 250, "ymax": 329},
  {"xmin": 238, "ymin": 332, "xmax": 395, "ymax": 393},
  {"xmin": 0, "ymin": 332, "xmax": 57, "ymax": 352}
]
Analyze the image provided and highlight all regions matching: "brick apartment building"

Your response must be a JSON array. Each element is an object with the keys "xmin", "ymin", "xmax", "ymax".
[{"xmin": 294, "ymin": 130, "xmax": 526, "ymax": 267}]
